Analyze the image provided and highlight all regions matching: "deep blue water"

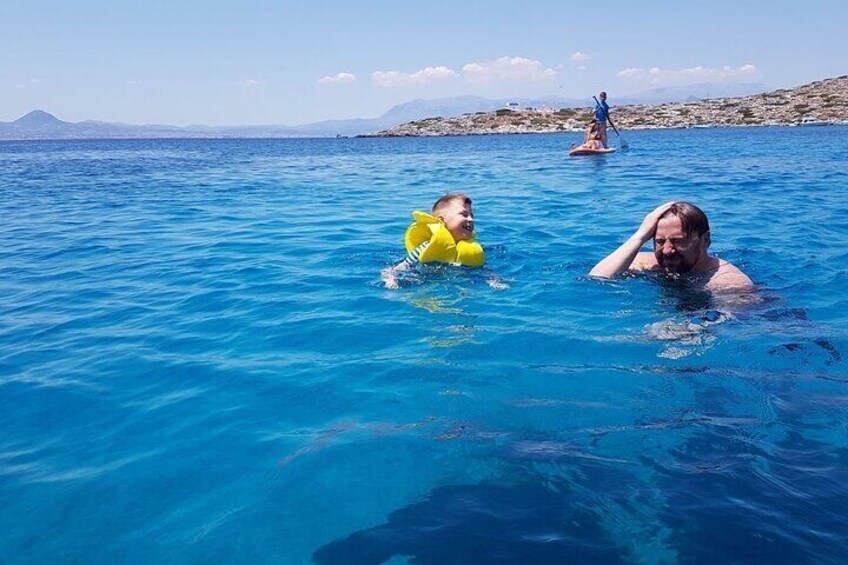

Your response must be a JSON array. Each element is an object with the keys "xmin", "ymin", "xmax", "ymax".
[{"xmin": 1, "ymin": 127, "xmax": 847, "ymax": 564}]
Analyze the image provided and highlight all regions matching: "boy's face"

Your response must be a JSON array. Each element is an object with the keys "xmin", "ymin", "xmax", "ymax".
[{"xmin": 438, "ymin": 200, "xmax": 475, "ymax": 242}]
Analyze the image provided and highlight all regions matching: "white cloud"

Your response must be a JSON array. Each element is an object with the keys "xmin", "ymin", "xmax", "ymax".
[
  {"xmin": 372, "ymin": 66, "xmax": 456, "ymax": 87},
  {"xmin": 317, "ymin": 72, "xmax": 356, "ymax": 85},
  {"xmin": 570, "ymin": 51, "xmax": 591, "ymax": 63},
  {"xmin": 461, "ymin": 56, "xmax": 556, "ymax": 83},
  {"xmin": 367, "ymin": 56, "xmax": 558, "ymax": 88},
  {"xmin": 238, "ymin": 79, "xmax": 261, "ymax": 88},
  {"xmin": 617, "ymin": 67, "xmax": 642, "ymax": 78},
  {"xmin": 15, "ymin": 78, "xmax": 42, "ymax": 89},
  {"xmin": 617, "ymin": 64, "xmax": 758, "ymax": 83}
]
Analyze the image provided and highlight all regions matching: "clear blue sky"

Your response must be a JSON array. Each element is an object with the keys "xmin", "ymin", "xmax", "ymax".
[{"xmin": 2, "ymin": 0, "xmax": 845, "ymax": 126}]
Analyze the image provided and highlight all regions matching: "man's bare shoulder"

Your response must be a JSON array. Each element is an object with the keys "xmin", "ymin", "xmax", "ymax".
[
  {"xmin": 705, "ymin": 260, "xmax": 755, "ymax": 292},
  {"xmin": 629, "ymin": 252, "xmax": 659, "ymax": 271}
]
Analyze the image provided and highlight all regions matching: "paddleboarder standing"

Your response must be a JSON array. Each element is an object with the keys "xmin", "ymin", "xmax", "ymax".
[{"xmin": 590, "ymin": 91, "xmax": 611, "ymax": 148}]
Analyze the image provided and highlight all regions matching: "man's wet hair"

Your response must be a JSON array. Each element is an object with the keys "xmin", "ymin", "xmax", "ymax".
[
  {"xmin": 432, "ymin": 193, "xmax": 472, "ymax": 214},
  {"xmin": 660, "ymin": 201, "xmax": 710, "ymax": 237}
]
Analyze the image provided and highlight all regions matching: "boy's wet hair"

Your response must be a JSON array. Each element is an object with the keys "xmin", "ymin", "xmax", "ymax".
[
  {"xmin": 661, "ymin": 201, "xmax": 710, "ymax": 237},
  {"xmin": 432, "ymin": 193, "xmax": 472, "ymax": 214}
]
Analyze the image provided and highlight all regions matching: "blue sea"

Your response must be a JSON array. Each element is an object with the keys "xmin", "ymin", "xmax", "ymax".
[{"xmin": 2, "ymin": 127, "xmax": 847, "ymax": 564}]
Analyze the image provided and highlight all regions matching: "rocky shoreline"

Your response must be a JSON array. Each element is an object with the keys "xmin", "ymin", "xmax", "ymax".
[{"xmin": 368, "ymin": 76, "xmax": 848, "ymax": 137}]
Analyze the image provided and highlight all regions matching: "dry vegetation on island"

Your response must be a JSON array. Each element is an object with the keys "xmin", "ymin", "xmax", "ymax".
[{"xmin": 370, "ymin": 76, "xmax": 848, "ymax": 137}]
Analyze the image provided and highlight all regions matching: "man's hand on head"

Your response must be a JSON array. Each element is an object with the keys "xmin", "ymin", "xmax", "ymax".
[{"xmin": 635, "ymin": 201, "xmax": 676, "ymax": 243}]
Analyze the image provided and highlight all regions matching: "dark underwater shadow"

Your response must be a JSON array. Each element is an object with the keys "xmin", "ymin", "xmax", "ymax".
[
  {"xmin": 312, "ymin": 482, "xmax": 627, "ymax": 565},
  {"xmin": 649, "ymin": 429, "xmax": 848, "ymax": 564},
  {"xmin": 644, "ymin": 363, "xmax": 848, "ymax": 565}
]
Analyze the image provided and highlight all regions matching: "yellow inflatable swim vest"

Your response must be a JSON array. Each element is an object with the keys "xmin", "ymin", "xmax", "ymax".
[{"xmin": 404, "ymin": 211, "xmax": 485, "ymax": 267}]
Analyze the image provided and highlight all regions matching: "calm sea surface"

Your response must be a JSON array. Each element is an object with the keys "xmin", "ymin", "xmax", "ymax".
[{"xmin": 2, "ymin": 128, "xmax": 847, "ymax": 564}]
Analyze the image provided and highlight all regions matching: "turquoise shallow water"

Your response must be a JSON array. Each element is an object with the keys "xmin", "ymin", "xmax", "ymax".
[{"xmin": 1, "ymin": 128, "xmax": 847, "ymax": 563}]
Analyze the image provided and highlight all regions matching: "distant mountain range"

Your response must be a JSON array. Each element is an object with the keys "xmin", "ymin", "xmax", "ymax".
[{"xmin": 0, "ymin": 81, "xmax": 771, "ymax": 140}]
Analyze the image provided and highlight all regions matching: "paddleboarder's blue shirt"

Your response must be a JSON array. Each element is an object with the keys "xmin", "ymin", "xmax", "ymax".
[{"xmin": 594, "ymin": 100, "xmax": 610, "ymax": 123}]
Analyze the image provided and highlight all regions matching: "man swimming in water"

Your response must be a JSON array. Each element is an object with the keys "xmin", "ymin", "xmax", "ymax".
[{"xmin": 589, "ymin": 201, "xmax": 754, "ymax": 292}]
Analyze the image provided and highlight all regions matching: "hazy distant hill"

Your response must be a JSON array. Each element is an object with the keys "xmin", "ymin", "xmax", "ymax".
[
  {"xmin": 0, "ymin": 110, "xmax": 210, "ymax": 140},
  {"xmin": 613, "ymin": 82, "xmax": 772, "ymax": 105},
  {"xmin": 0, "ymin": 81, "xmax": 772, "ymax": 140}
]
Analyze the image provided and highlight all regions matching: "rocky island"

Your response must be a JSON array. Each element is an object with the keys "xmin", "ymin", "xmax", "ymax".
[{"xmin": 370, "ymin": 76, "xmax": 848, "ymax": 137}]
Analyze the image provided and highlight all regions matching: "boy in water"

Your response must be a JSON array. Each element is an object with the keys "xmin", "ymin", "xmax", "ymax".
[{"xmin": 382, "ymin": 193, "xmax": 485, "ymax": 289}]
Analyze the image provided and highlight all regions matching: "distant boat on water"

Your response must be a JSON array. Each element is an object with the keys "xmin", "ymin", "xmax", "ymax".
[{"xmin": 798, "ymin": 117, "xmax": 831, "ymax": 126}]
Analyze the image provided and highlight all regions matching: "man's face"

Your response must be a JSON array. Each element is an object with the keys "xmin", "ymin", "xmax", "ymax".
[
  {"xmin": 653, "ymin": 215, "xmax": 706, "ymax": 273},
  {"xmin": 439, "ymin": 200, "xmax": 475, "ymax": 242}
]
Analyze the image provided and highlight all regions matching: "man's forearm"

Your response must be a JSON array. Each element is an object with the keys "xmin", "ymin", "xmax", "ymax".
[{"xmin": 589, "ymin": 234, "xmax": 646, "ymax": 278}]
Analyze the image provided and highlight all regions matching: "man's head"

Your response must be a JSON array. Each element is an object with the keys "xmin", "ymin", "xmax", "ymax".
[
  {"xmin": 433, "ymin": 193, "xmax": 474, "ymax": 242},
  {"xmin": 599, "ymin": 91, "xmax": 607, "ymax": 100},
  {"xmin": 653, "ymin": 201, "xmax": 711, "ymax": 273}
]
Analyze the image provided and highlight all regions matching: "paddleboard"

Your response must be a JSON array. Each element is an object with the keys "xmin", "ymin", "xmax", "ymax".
[{"xmin": 569, "ymin": 147, "xmax": 616, "ymax": 157}]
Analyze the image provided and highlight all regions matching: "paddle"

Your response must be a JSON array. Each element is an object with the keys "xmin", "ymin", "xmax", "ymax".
[{"xmin": 594, "ymin": 95, "xmax": 628, "ymax": 148}]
